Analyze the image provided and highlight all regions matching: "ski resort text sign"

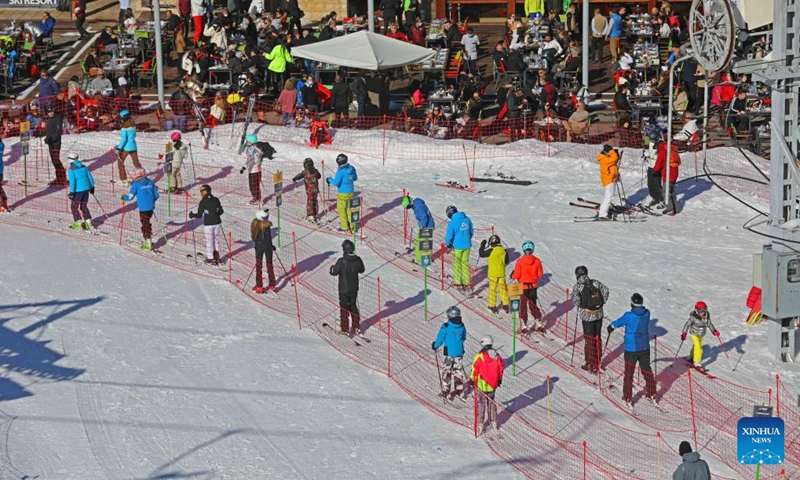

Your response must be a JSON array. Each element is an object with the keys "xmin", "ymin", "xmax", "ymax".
[
  {"xmin": 737, "ymin": 417, "xmax": 784, "ymax": 465},
  {"xmin": 0, "ymin": 0, "xmax": 57, "ymax": 7}
]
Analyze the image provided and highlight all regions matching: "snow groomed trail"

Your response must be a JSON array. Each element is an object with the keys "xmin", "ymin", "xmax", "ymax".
[{"xmin": 0, "ymin": 127, "xmax": 794, "ymax": 479}]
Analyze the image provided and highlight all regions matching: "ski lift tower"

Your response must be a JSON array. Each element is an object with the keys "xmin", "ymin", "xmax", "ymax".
[{"xmin": 691, "ymin": 0, "xmax": 800, "ymax": 361}]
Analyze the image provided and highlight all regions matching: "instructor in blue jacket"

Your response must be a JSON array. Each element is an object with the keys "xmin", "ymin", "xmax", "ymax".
[
  {"xmin": 444, "ymin": 205, "xmax": 474, "ymax": 291},
  {"xmin": 608, "ymin": 292, "xmax": 657, "ymax": 409},
  {"xmin": 326, "ymin": 153, "xmax": 358, "ymax": 233},
  {"xmin": 402, "ymin": 194, "xmax": 434, "ymax": 263}
]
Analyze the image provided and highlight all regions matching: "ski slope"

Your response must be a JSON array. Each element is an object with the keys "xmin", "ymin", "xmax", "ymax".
[{"xmin": 0, "ymin": 224, "xmax": 520, "ymax": 479}]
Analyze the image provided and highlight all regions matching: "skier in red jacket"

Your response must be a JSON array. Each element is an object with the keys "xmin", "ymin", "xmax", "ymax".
[
  {"xmin": 471, "ymin": 335, "xmax": 505, "ymax": 434},
  {"xmin": 654, "ymin": 142, "xmax": 680, "ymax": 215}
]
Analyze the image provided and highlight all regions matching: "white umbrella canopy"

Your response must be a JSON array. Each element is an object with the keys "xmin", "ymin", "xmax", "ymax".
[{"xmin": 290, "ymin": 30, "xmax": 437, "ymax": 70}]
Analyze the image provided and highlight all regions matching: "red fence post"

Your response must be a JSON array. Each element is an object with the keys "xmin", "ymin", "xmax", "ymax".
[
  {"xmin": 228, "ymin": 231, "xmax": 233, "ymax": 284},
  {"xmin": 387, "ymin": 318, "xmax": 391, "ymax": 378},
  {"xmin": 776, "ymin": 374, "xmax": 780, "ymax": 418},
  {"xmin": 687, "ymin": 369, "xmax": 698, "ymax": 447},
  {"xmin": 377, "ymin": 277, "xmax": 382, "ymax": 325},
  {"xmin": 118, "ymin": 202, "xmax": 125, "ymax": 246},
  {"xmin": 292, "ymin": 231, "xmax": 298, "ymax": 268},
  {"xmin": 565, "ymin": 287, "xmax": 570, "ymax": 341},
  {"xmin": 440, "ymin": 242, "xmax": 445, "ymax": 291},
  {"xmin": 768, "ymin": 388, "xmax": 772, "ymax": 406},
  {"xmin": 473, "ymin": 389, "xmax": 478, "ymax": 438},
  {"xmin": 582, "ymin": 440, "xmax": 587, "ymax": 480},
  {"xmin": 292, "ymin": 265, "xmax": 301, "ymax": 329}
]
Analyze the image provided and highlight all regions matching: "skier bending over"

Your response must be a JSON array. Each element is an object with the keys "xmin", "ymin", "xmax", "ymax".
[
  {"xmin": 681, "ymin": 301, "xmax": 718, "ymax": 372},
  {"xmin": 189, "ymin": 184, "xmax": 224, "ymax": 265},
  {"xmin": 401, "ymin": 194, "xmax": 434, "ymax": 263},
  {"xmin": 292, "ymin": 158, "xmax": 322, "ymax": 222},
  {"xmin": 471, "ymin": 335, "xmax": 505, "ymax": 434},
  {"xmin": 67, "ymin": 153, "xmax": 95, "ymax": 230},
  {"xmin": 478, "ymin": 234, "xmax": 509, "ymax": 314},
  {"xmin": 431, "ymin": 306, "xmax": 468, "ymax": 400},
  {"xmin": 330, "ymin": 239, "xmax": 365, "ymax": 335},
  {"xmin": 511, "ymin": 240, "xmax": 544, "ymax": 332},
  {"xmin": 250, "ymin": 209, "xmax": 276, "ymax": 293},
  {"xmin": 121, "ymin": 168, "xmax": 159, "ymax": 251}
]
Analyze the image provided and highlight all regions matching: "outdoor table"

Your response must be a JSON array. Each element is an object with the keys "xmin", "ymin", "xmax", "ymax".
[
  {"xmin": 208, "ymin": 65, "xmax": 232, "ymax": 86},
  {"xmin": 420, "ymin": 48, "xmax": 449, "ymax": 84},
  {"xmin": 102, "ymin": 57, "xmax": 136, "ymax": 81}
]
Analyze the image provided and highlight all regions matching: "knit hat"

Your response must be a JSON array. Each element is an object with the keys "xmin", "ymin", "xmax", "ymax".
[
  {"xmin": 602, "ymin": 144, "xmax": 613, "ymax": 154},
  {"xmin": 255, "ymin": 210, "xmax": 269, "ymax": 221},
  {"xmin": 678, "ymin": 441, "xmax": 692, "ymax": 456},
  {"xmin": 631, "ymin": 293, "xmax": 644, "ymax": 306},
  {"xmin": 67, "ymin": 153, "xmax": 79, "ymax": 164}
]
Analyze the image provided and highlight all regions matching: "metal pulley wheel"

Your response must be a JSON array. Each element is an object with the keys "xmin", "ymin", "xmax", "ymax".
[{"xmin": 689, "ymin": 0, "xmax": 737, "ymax": 71}]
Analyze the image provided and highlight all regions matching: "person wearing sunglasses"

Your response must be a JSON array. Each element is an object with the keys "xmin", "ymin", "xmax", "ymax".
[{"xmin": 681, "ymin": 302, "xmax": 719, "ymax": 373}]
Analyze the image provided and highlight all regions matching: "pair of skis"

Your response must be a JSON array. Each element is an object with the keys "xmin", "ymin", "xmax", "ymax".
[
  {"xmin": 321, "ymin": 321, "xmax": 371, "ymax": 346},
  {"xmin": 570, "ymin": 198, "xmax": 659, "ymax": 222}
]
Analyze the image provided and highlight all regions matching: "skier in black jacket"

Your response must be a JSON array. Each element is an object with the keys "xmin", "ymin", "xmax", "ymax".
[
  {"xmin": 189, "ymin": 184, "xmax": 225, "ymax": 265},
  {"xmin": 330, "ymin": 239, "xmax": 366, "ymax": 335},
  {"xmin": 250, "ymin": 209, "xmax": 276, "ymax": 293},
  {"xmin": 43, "ymin": 105, "xmax": 67, "ymax": 186}
]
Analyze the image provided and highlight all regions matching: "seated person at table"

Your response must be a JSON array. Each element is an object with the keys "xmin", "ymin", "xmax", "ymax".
[
  {"xmin": 553, "ymin": 47, "xmax": 581, "ymax": 78},
  {"xmin": 97, "ymin": 26, "xmax": 119, "ymax": 60},
  {"xmin": 84, "ymin": 47, "xmax": 100, "ymax": 72},
  {"xmin": 726, "ymin": 88, "xmax": 750, "ymax": 134},
  {"xmin": 538, "ymin": 33, "xmax": 562, "ymax": 67},
  {"xmin": 618, "ymin": 70, "xmax": 639, "ymax": 92},
  {"xmin": 674, "ymin": 112, "xmax": 698, "ymax": 141},
  {"xmin": 38, "ymin": 12, "xmax": 56, "ymax": 41},
  {"xmin": 615, "ymin": 84, "xmax": 638, "ymax": 121},
  {"xmin": 466, "ymin": 90, "xmax": 483, "ymax": 119},
  {"xmin": 617, "ymin": 113, "xmax": 634, "ymax": 130},
  {"xmin": 539, "ymin": 76, "xmax": 558, "ymax": 113},
  {"xmin": 409, "ymin": 17, "xmax": 426, "ymax": 46},
  {"xmin": 562, "ymin": 101, "xmax": 590, "ymax": 142},
  {"xmin": 196, "ymin": 51, "xmax": 211, "ymax": 84},
  {"xmin": 409, "ymin": 80, "xmax": 425, "ymax": 108},
  {"xmin": 122, "ymin": 8, "xmax": 138, "ymax": 34},
  {"xmin": 165, "ymin": 9, "xmax": 182, "ymax": 32},
  {"xmin": 386, "ymin": 23, "xmax": 408, "ymax": 42},
  {"xmin": 617, "ymin": 47, "xmax": 634, "ymax": 71},
  {"xmin": 88, "ymin": 70, "xmax": 113, "ymax": 96},
  {"xmin": 116, "ymin": 77, "xmax": 130, "ymax": 98},
  {"xmin": 650, "ymin": 71, "xmax": 670, "ymax": 98},
  {"xmin": 492, "ymin": 41, "xmax": 508, "ymax": 70},
  {"xmin": 455, "ymin": 113, "xmax": 478, "ymax": 138},
  {"xmin": 424, "ymin": 106, "xmax": 447, "ymax": 138},
  {"xmin": 318, "ymin": 17, "xmax": 337, "ymax": 41},
  {"xmin": 509, "ymin": 19, "xmax": 525, "ymax": 48},
  {"xmin": 507, "ymin": 44, "xmax": 526, "ymax": 73},
  {"xmin": 666, "ymin": 44, "xmax": 681, "ymax": 68},
  {"xmin": 204, "ymin": 18, "xmax": 228, "ymax": 50},
  {"xmin": 443, "ymin": 20, "xmax": 462, "ymax": 48}
]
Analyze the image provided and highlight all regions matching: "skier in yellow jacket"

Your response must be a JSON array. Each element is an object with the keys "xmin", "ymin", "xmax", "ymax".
[
  {"xmin": 478, "ymin": 234, "xmax": 510, "ymax": 314},
  {"xmin": 525, "ymin": 0, "xmax": 545, "ymax": 17}
]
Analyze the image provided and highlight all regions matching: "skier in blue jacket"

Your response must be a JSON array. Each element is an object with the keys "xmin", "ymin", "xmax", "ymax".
[
  {"xmin": 0, "ymin": 135, "xmax": 6, "ymax": 212},
  {"xmin": 114, "ymin": 110, "xmax": 142, "ymax": 185},
  {"xmin": 444, "ymin": 205, "xmax": 474, "ymax": 291},
  {"xmin": 402, "ymin": 194, "xmax": 434, "ymax": 263},
  {"xmin": 431, "ymin": 305, "xmax": 468, "ymax": 399},
  {"xmin": 608, "ymin": 292, "xmax": 657, "ymax": 409},
  {"xmin": 121, "ymin": 168, "xmax": 160, "ymax": 251},
  {"xmin": 326, "ymin": 153, "xmax": 358, "ymax": 232},
  {"xmin": 66, "ymin": 153, "xmax": 95, "ymax": 230}
]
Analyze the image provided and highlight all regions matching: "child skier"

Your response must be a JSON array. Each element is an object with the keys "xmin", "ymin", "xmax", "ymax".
[
  {"xmin": 326, "ymin": 153, "xmax": 358, "ymax": 233},
  {"xmin": 121, "ymin": 168, "xmax": 159, "ymax": 251},
  {"xmin": 401, "ymin": 194, "xmax": 434, "ymax": 263},
  {"xmin": 241, "ymin": 134, "xmax": 277, "ymax": 205},
  {"xmin": 189, "ymin": 184, "xmax": 224, "ymax": 265},
  {"xmin": 329, "ymin": 239, "xmax": 366, "ymax": 335},
  {"xmin": 167, "ymin": 132, "xmax": 188, "ymax": 194},
  {"xmin": 511, "ymin": 240, "xmax": 544, "ymax": 332},
  {"xmin": 114, "ymin": 110, "xmax": 142, "ymax": 185},
  {"xmin": 478, "ymin": 234, "xmax": 509, "ymax": 314},
  {"xmin": 250, "ymin": 209, "xmax": 276, "ymax": 293},
  {"xmin": 0, "ymin": 135, "xmax": 7, "ymax": 212},
  {"xmin": 444, "ymin": 205, "xmax": 474, "ymax": 291},
  {"xmin": 67, "ymin": 153, "xmax": 95, "ymax": 230},
  {"xmin": 292, "ymin": 158, "xmax": 322, "ymax": 222},
  {"xmin": 681, "ymin": 302, "xmax": 719, "ymax": 372},
  {"xmin": 431, "ymin": 305, "xmax": 468, "ymax": 400},
  {"xmin": 471, "ymin": 335, "xmax": 505, "ymax": 434}
]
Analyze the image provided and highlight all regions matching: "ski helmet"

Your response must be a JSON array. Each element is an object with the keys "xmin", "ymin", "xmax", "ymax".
[
  {"xmin": 488, "ymin": 234, "xmax": 501, "ymax": 247},
  {"xmin": 401, "ymin": 195, "xmax": 413, "ymax": 209},
  {"xmin": 695, "ymin": 301, "xmax": 708, "ymax": 313},
  {"xmin": 480, "ymin": 335, "xmax": 494, "ymax": 348},
  {"xmin": 631, "ymin": 293, "xmax": 644, "ymax": 306},
  {"xmin": 575, "ymin": 265, "xmax": 588, "ymax": 278},
  {"xmin": 199, "ymin": 184, "xmax": 211, "ymax": 193},
  {"xmin": 446, "ymin": 305, "xmax": 461, "ymax": 319},
  {"xmin": 522, "ymin": 240, "xmax": 535, "ymax": 253},
  {"xmin": 170, "ymin": 132, "xmax": 182, "ymax": 142},
  {"xmin": 336, "ymin": 153, "xmax": 348, "ymax": 165},
  {"xmin": 255, "ymin": 210, "xmax": 269, "ymax": 221},
  {"xmin": 132, "ymin": 168, "xmax": 146, "ymax": 180},
  {"xmin": 303, "ymin": 158, "xmax": 314, "ymax": 169},
  {"xmin": 120, "ymin": 110, "xmax": 131, "ymax": 121},
  {"xmin": 246, "ymin": 134, "xmax": 258, "ymax": 144},
  {"xmin": 342, "ymin": 239, "xmax": 355, "ymax": 253},
  {"xmin": 45, "ymin": 104, "xmax": 56, "ymax": 113},
  {"xmin": 67, "ymin": 153, "xmax": 79, "ymax": 164},
  {"xmin": 446, "ymin": 205, "xmax": 458, "ymax": 218}
]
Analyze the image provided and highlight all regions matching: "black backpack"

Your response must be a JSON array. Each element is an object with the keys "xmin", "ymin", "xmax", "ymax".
[{"xmin": 579, "ymin": 280, "xmax": 604, "ymax": 311}]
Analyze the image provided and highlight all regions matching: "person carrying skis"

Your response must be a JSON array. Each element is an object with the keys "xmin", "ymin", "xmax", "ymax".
[
  {"xmin": 571, "ymin": 266, "xmax": 610, "ymax": 373},
  {"xmin": 471, "ymin": 335, "xmax": 504, "ymax": 434},
  {"xmin": 114, "ymin": 110, "xmax": 142, "ymax": 185},
  {"xmin": 241, "ymin": 134, "xmax": 276, "ymax": 205},
  {"xmin": 479, "ymin": 234, "xmax": 509, "ymax": 314},
  {"xmin": 511, "ymin": 241, "xmax": 544, "ymax": 332},
  {"xmin": 401, "ymin": 194, "xmax": 434, "ymax": 263},
  {"xmin": 292, "ymin": 158, "xmax": 322, "ymax": 222},
  {"xmin": 607, "ymin": 293, "xmax": 657, "ymax": 409},
  {"xmin": 330, "ymin": 239, "xmax": 366, "ymax": 335},
  {"xmin": 596, "ymin": 144, "xmax": 620, "ymax": 221},
  {"xmin": 189, "ymin": 184, "xmax": 224, "ymax": 265},
  {"xmin": 431, "ymin": 305, "xmax": 468, "ymax": 400},
  {"xmin": 43, "ymin": 104, "xmax": 67, "ymax": 187},
  {"xmin": 326, "ymin": 153, "xmax": 358, "ymax": 233},
  {"xmin": 444, "ymin": 205, "xmax": 474, "ymax": 291},
  {"xmin": 166, "ymin": 132, "xmax": 188, "ymax": 194},
  {"xmin": 654, "ymin": 139, "xmax": 681, "ymax": 215},
  {"xmin": 0, "ymin": 135, "xmax": 7, "ymax": 212},
  {"xmin": 681, "ymin": 301, "xmax": 719, "ymax": 372},
  {"xmin": 250, "ymin": 209, "xmax": 276, "ymax": 293},
  {"xmin": 672, "ymin": 441, "xmax": 712, "ymax": 480},
  {"xmin": 121, "ymin": 168, "xmax": 159, "ymax": 251},
  {"xmin": 67, "ymin": 153, "xmax": 95, "ymax": 230}
]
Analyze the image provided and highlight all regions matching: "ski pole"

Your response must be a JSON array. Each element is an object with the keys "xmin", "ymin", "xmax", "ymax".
[
  {"xmin": 673, "ymin": 338, "xmax": 685, "ymax": 362},
  {"xmin": 604, "ymin": 328, "xmax": 613, "ymax": 350},
  {"xmin": 151, "ymin": 212, "xmax": 171, "ymax": 248},
  {"xmin": 274, "ymin": 249, "xmax": 295, "ymax": 286},
  {"xmin": 242, "ymin": 260, "xmax": 257, "ymax": 289},
  {"xmin": 91, "ymin": 193, "xmax": 109, "ymax": 222},
  {"xmin": 434, "ymin": 347, "xmax": 446, "ymax": 401},
  {"xmin": 569, "ymin": 313, "xmax": 579, "ymax": 366},
  {"xmin": 714, "ymin": 333, "xmax": 734, "ymax": 370},
  {"xmin": 188, "ymin": 143, "xmax": 197, "ymax": 187}
]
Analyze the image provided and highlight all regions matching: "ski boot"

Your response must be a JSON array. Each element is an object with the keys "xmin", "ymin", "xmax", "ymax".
[
  {"xmin": 141, "ymin": 238, "xmax": 153, "ymax": 251},
  {"xmin": 213, "ymin": 250, "xmax": 220, "ymax": 265},
  {"xmin": 69, "ymin": 221, "xmax": 84, "ymax": 230},
  {"xmin": 502, "ymin": 305, "xmax": 510, "ymax": 314},
  {"xmin": 646, "ymin": 395, "xmax": 659, "ymax": 407},
  {"xmin": 488, "ymin": 305, "xmax": 499, "ymax": 314},
  {"xmin": 48, "ymin": 179, "xmax": 66, "ymax": 188},
  {"xmin": 249, "ymin": 197, "xmax": 259, "ymax": 205},
  {"xmin": 252, "ymin": 286, "xmax": 266, "ymax": 294}
]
